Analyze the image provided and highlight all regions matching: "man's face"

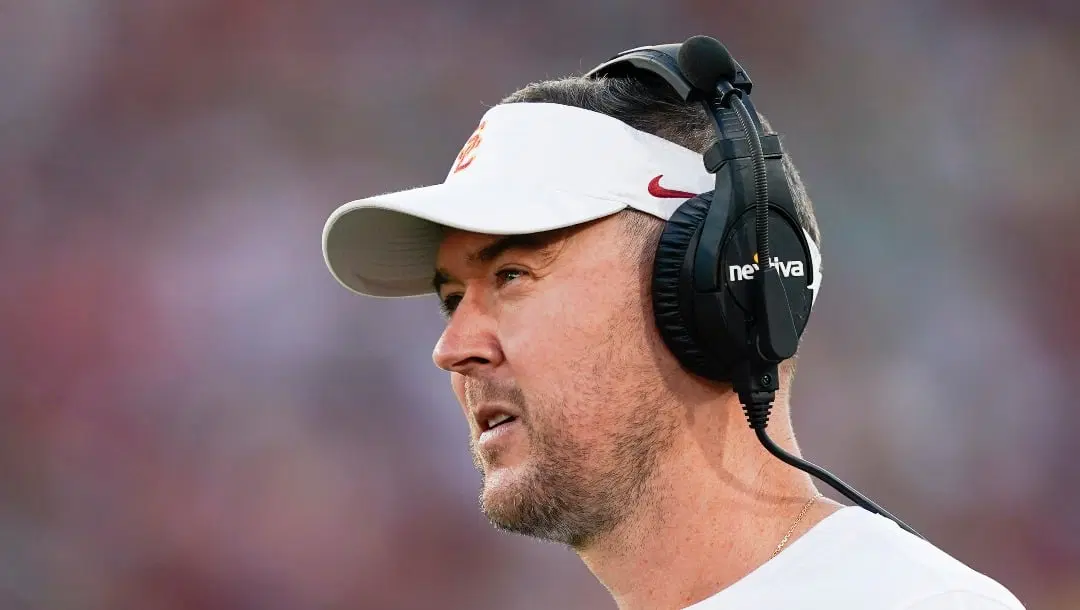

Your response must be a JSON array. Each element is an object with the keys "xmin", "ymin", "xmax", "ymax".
[{"xmin": 431, "ymin": 215, "xmax": 679, "ymax": 548}]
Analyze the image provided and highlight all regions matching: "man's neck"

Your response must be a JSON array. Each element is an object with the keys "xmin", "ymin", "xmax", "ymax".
[{"xmin": 576, "ymin": 396, "xmax": 840, "ymax": 610}]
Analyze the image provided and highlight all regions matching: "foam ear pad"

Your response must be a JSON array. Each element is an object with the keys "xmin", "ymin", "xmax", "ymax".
[{"xmin": 652, "ymin": 193, "xmax": 726, "ymax": 381}]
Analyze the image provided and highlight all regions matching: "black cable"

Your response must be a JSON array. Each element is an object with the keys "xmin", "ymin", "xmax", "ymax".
[{"xmin": 743, "ymin": 399, "xmax": 926, "ymax": 539}]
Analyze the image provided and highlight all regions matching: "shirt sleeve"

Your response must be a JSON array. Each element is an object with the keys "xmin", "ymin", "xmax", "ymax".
[{"xmin": 903, "ymin": 591, "xmax": 1025, "ymax": 610}]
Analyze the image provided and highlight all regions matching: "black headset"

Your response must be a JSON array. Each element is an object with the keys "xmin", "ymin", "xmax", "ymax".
[{"xmin": 585, "ymin": 35, "xmax": 925, "ymax": 539}]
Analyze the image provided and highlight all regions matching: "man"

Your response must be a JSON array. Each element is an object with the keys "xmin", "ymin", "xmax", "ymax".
[{"xmin": 322, "ymin": 62, "xmax": 1026, "ymax": 608}]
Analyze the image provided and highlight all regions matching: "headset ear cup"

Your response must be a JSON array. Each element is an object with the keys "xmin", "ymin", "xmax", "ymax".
[{"xmin": 652, "ymin": 194, "xmax": 724, "ymax": 380}]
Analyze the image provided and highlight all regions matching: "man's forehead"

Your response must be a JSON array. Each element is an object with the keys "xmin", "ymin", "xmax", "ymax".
[
  {"xmin": 436, "ymin": 228, "xmax": 499, "ymax": 257},
  {"xmin": 435, "ymin": 228, "xmax": 569, "ymax": 267}
]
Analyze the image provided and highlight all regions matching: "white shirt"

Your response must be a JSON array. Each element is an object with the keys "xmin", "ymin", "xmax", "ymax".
[{"xmin": 685, "ymin": 506, "xmax": 1025, "ymax": 609}]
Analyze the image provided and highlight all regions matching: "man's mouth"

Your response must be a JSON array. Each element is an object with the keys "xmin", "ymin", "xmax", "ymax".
[
  {"xmin": 474, "ymin": 404, "xmax": 521, "ymax": 433},
  {"xmin": 475, "ymin": 405, "xmax": 523, "ymax": 450},
  {"xmin": 485, "ymin": 413, "xmax": 517, "ymax": 430}
]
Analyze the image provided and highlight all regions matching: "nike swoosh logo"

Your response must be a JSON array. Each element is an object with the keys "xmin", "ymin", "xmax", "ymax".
[{"xmin": 648, "ymin": 175, "xmax": 697, "ymax": 199}]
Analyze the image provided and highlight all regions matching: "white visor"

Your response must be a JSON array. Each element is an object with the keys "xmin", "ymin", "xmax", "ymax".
[{"xmin": 322, "ymin": 102, "xmax": 821, "ymax": 299}]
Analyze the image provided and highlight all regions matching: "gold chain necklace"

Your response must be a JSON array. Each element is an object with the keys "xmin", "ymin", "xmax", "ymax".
[{"xmin": 772, "ymin": 495, "xmax": 820, "ymax": 558}]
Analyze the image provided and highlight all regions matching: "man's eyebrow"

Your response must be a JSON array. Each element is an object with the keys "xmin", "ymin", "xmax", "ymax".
[
  {"xmin": 468, "ymin": 233, "xmax": 556, "ymax": 266},
  {"xmin": 431, "ymin": 232, "xmax": 563, "ymax": 295}
]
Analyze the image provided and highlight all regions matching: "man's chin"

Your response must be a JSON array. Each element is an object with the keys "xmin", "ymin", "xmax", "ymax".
[
  {"xmin": 479, "ymin": 464, "xmax": 536, "ymax": 525},
  {"xmin": 478, "ymin": 467, "xmax": 592, "ymax": 547},
  {"xmin": 480, "ymin": 462, "xmax": 522, "ymax": 504}
]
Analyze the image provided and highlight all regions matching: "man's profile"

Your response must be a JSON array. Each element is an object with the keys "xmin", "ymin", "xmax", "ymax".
[{"xmin": 321, "ymin": 38, "xmax": 1025, "ymax": 610}]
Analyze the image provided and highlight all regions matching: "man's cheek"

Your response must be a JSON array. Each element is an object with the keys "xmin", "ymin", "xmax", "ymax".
[
  {"xmin": 451, "ymin": 373, "xmax": 467, "ymax": 408},
  {"xmin": 501, "ymin": 307, "xmax": 573, "ymax": 363}
]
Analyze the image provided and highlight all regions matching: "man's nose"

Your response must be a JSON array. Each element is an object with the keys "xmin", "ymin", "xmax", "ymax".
[{"xmin": 432, "ymin": 294, "xmax": 503, "ymax": 375}]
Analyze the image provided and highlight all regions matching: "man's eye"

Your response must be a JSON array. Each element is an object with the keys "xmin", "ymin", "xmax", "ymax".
[
  {"xmin": 439, "ymin": 294, "xmax": 462, "ymax": 318},
  {"xmin": 439, "ymin": 270, "xmax": 525, "ymax": 318},
  {"xmin": 496, "ymin": 268, "xmax": 527, "ymax": 285}
]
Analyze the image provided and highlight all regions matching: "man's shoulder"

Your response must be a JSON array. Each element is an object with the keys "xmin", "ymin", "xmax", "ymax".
[
  {"xmin": 689, "ymin": 507, "xmax": 1026, "ymax": 610},
  {"xmin": 785, "ymin": 507, "xmax": 1026, "ymax": 609}
]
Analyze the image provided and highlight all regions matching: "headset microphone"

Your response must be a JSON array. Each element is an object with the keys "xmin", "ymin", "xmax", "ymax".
[
  {"xmin": 677, "ymin": 36, "xmax": 739, "ymax": 102},
  {"xmin": 586, "ymin": 35, "xmax": 925, "ymax": 539},
  {"xmin": 678, "ymin": 35, "xmax": 799, "ymax": 367}
]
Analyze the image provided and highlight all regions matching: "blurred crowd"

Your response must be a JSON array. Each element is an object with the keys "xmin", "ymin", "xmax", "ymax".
[{"xmin": 1, "ymin": 1, "xmax": 1078, "ymax": 608}]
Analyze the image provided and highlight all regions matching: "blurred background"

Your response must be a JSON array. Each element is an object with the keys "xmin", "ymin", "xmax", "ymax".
[{"xmin": 2, "ymin": 1, "xmax": 1078, "ymax": 608}]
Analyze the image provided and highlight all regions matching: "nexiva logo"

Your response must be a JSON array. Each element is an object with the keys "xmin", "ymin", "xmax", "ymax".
[{"xmin": 728, "ymin": 252, "xmax": 806, "ymax": 282}]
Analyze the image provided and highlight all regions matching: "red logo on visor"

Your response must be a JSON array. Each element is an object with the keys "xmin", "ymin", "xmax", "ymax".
[
  {"xmin": 453, "ymin": 120, "xmax": 487, "ymax": 173},
  {"xmin": 648, "ymin": 175, "xmax": 697, "ymax": 199}
]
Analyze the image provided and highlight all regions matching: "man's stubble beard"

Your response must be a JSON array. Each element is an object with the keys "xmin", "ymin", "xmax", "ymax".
[{"xmin": 469, "ymin": 375, "xmax": 677, "ymax": 550}]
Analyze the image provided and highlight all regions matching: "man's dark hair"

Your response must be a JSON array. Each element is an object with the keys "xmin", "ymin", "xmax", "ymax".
[{"xmin": 499, "ymin": 72, "xmax": 821, "ymax": 389}]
